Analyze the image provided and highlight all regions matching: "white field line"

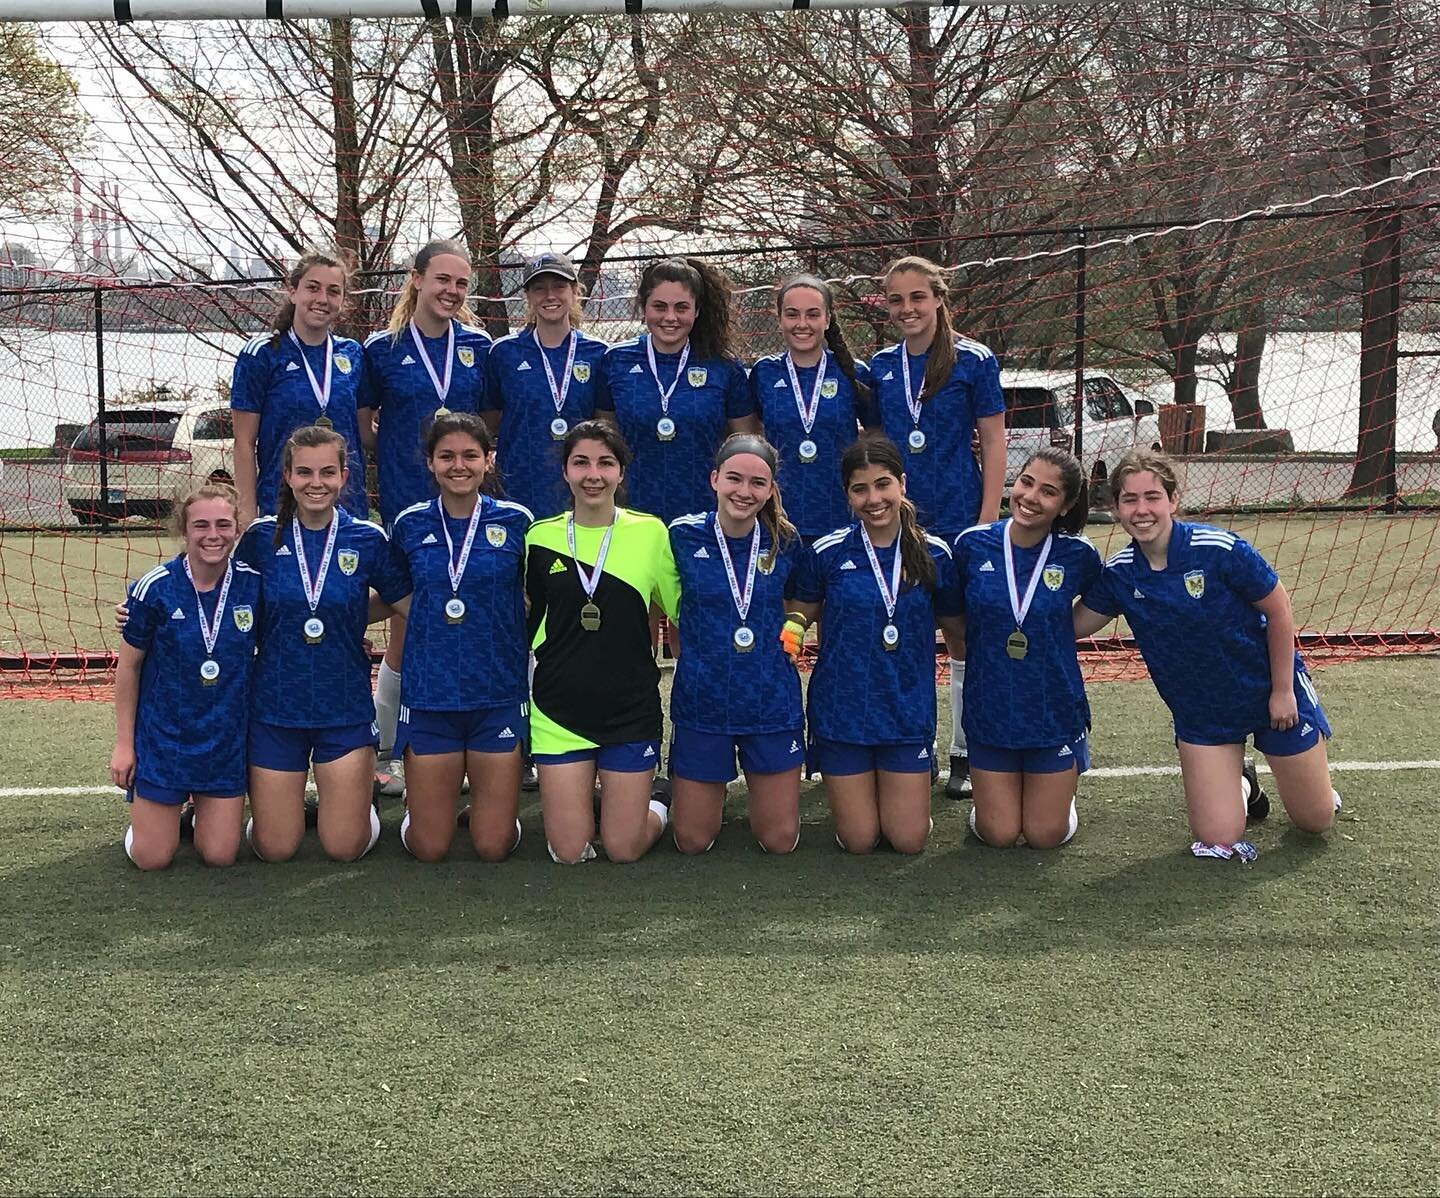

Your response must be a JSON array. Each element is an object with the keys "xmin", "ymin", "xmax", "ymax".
[{"xmin": 3, "ymin": 758, "xmax": 1439, "ymax": 799}]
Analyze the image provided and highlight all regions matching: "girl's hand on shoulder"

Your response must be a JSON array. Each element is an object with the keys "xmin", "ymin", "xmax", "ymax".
[{"xmin": 114, "ymin": 600, "xmax": 131, "ymax": 632}]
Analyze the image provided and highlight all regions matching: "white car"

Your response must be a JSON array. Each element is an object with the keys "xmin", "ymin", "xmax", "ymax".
[
  {"xmin": 1000, "ymin": 370, "xmax": 1163, "ymax": 497},
  {"xmin": 63, "ymin": 399, "xmax": 235, "ymax": 525}
]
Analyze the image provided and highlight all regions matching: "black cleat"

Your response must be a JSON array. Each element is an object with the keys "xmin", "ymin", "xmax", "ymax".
[
  {"xmin": 521, "ymin": 759, "xmax": 539, "ymax": 792},
  {"xmin": 945, "ymin": 754, "xmax": 972, "ymax": 800},
  {"xmin": 457, "ymin": 804, "xmax": 471, "ymax": 829},
  {"xmin": 304, "ymin": 797, "xmax": 320, "ymax": 829},
  {"xmin": 1243, "ymin": 757, "xmax": 1269, "ymax": 824},
  {"xmin": 178, "ymin": 800, "xmax": 195, "ymax": 841}
]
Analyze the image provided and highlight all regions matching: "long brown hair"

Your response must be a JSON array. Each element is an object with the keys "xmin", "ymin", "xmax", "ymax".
[
  {"xmin": 713, "ymin": 433, "xmax": 798, "ymax": 572},
  {"xmin": 270, "ymin": 250, "xmax": 352, "ymax": 349},
  {"xmin": 638, "ymin": 257, "xmax": 736, "ymax": 362},
  {"xmin": 274, "ymin": 424, "xmax": 348, "ymax": 546},
  {"xmin": 1019, "ymin": 447, "xmax": 1089, "ymax": 535},
  {"xmin": 775, "ymin": 274, "xmax": 872, "ymax": 403},
  {"xmin": 882, "ymin": 255, "xmax": 956, "ymax": 404},
  {"xmin": 425, "ymin": 410, "xmax": 504, "ymax": 499},
  {"xmin": 840, "ymin": 435, "xmax": 937, "ymax": 591},
  {"xmin": 386, "ymin": 240, "xmax": 480, "ymax": 340}
]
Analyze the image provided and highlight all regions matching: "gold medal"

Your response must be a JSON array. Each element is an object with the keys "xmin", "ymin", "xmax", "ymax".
[
  {"xmin": 580, "ymin": 602, "xmax": 602, "ymax": 632},
  {"xmin": 1006, "ymin": 629, "xmax": 1028, "ymax": 660}
]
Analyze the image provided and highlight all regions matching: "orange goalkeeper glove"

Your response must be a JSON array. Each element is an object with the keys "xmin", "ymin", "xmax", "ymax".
[{"xmin": 780, "ymin": 614, "xmax": 808, "ymax": 661}]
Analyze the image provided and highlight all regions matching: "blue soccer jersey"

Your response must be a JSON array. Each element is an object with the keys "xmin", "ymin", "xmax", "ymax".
[
  {"xmin": 748, "ymin": 351, "xmax": 876, "ymax": 537},
  {"xmin": 597, "ymin": 336, "xmax": 756, "ymax": 524},
  {"xmin": 792, "ymin": 524, "xmax": 961, "ymax": 745},
  {"xmin": 389, "ymin": 496, "xmax": 532, "ymax": 712},
  {"xmin": 360, "ymin": 320, "xmax": 492, "ymax": 529},
  {"xmin": 235, "ymin": 510, "xmax": 410, "ymax": 729},
  {"xmin": 231, "ymin": 333, "xmax": 369, "ymax": 517},
  {"xmin": 868, "ymin": 338, "xmax": 1004, "ymax": 536},
  {"xmin": 953, "ymin": 521, "xmax": 1102, "ymax": 749},
  {"xmin": 668, "ymin": 511, "xmax": 810, "ymax": 735},
  {"xmin": 123, "ymin": 555, "xmax": 262, "ymax": 795},
  {"xmin": 1081, "ymin": 521, "xmax": 1296, "ymax": 743},
  {"xmin": 484, "ymin": 328, "xmax": 610, "ymax": 520}
]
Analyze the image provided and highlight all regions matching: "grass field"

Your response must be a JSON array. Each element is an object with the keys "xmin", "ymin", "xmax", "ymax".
[
  {"xmin": 2, "ymin": 512, "xmax": 1440, "ymax": 655},
  {"xmin": 0, "ymin": 657, "xmax": 1436, "ymax": 1195}
]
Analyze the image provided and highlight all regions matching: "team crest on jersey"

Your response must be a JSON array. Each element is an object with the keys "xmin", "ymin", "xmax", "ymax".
[
  {"xmin": 1184, "ymin": 569, "xmax": 1205, "ymax": 599},
  {"xmin": 821, "ymin": 379, "xmax": 838, "ymax": 399},
  {"xmin": 334, "ymin": 354, "xmax": 352, "ymax": 374},
  {"xmin": 572, "ymin": 362, "xmax": 591, "ymax": 384},
  {"xmin": 458, "ymin": 347, "xmax": 476, "ymax": 368},
  {"xmin": 1042, "ymin": 564, "xmax": 1065, "ymax": 591},
  {"xmin": 338, "ymin": 549, "xmax": 360, "ymax": 575},
  {"xmin": 759, "ymin": 555, "xmax": 775, "ymax": 576},
  {"xmin": 486, "ymin": 526, "xmax": 507, "ymax": 548},
  {"xmin": 686, "ymin": 367, "xmax": 708, "ymax": 388},
  {"xmin": 232, "ymin": 605, "xmax": 254, "ymax": 632}
]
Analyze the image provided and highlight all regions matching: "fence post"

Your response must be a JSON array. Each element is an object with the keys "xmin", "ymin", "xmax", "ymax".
[
  {"xmin": 1073, "ymin": 226, "xmax": 1086, "ymax": 463},
  {"xmin": 94, "ymin": 286, "xmax": 110, "ymax": 527},
  {"xmin": 1384, "ymin": 207, "xmax": 1401, "ymax": 514}
]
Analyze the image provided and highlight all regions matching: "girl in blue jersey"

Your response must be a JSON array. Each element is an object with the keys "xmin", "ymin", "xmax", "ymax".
[
  {"xmin": 481, "ymin": 251, "xmax": 609, "ymax": 521},
  {"xmin": 668, "ymin": 435, "xmax": 809, "ymax": 855},
  {"xmin": 954, "ymin": 449, "xmax": 1101, "ymax": 849},
  {"xmin": 524, "ymin": 421, "xmax": 681, "ymax": 865},
  {"xmin": 785, "ymin": 435, "xmax": 963, "ymax": 854},
  {"xmin": 870, "ymin": 256, "xmax": 1007, "ymax": 803},
  {"xmin": 235, "ymin": 425, "xmax": 410, "ymax": 864},
  {"xmin": 112, "ymin": 483, "xmax": 260, "ymax": 870},
  {"xmin": 1074, "ymin": 450, "xmax": 1340, "ymax": 859},
  {"xmin": 595, "ymin": 257, "xmax": 759, "ymax": 527},
  {"xmin": 749, "ymin": 275, "xmax": 876, "ymax": 541},
  {"xmin": 231, "ymin": 251, "xmax": 369, "ymax": 528},
  {"xmin": 380, "ymin": 413, "xmax": 531, "ymax": 863},
  {"xmin": 359, "ymin": 240, "xmax": 490, "ymax": 792}
]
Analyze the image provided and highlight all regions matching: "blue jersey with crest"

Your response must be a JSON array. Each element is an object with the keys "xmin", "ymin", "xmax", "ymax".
[
  {"xmin": 235, "ymin": 510, "xmax": 410, "ymax": 729},
  {"xmin": 123, "ymin": 555, "xmax": 262, "ymax": 794},
  {"xmin": 360, "ymin": 320, "xmax": 492, "ymax": 529},
  {"xmin": 792, "ymin": 524, "xmax": 961, "ymax": 745},
  {"xmin": 953, "ymin": 521, "xmax": 1102, "ymax": 748},
  {"xmin": 230, "ymin": 333, "xmax": 369, "ymax": 517},
  {"xmin": 668, "ymin": 511, "xmax": 810, "ymax": 735},
  {"xmin": 1081, "ymin": 521, "xmax": 1293, "ymax": 742},
  {"xmin": 597, "ymin": 336, "xmax": 756, "ymax": 524},
  {"xmin": 389, "ymin": 496, "xmax": 532, "ymax": 712},
  {"xmin": 484, "ymin": 328, "xmax": 609, "ymax": 520},
  {"xmin": 868, "ymin": 338, "xmax": 1004, "ymax": 536},
  {"xmin": 748, "ymin": 351, "xmax": 876, "ymax": 537}
]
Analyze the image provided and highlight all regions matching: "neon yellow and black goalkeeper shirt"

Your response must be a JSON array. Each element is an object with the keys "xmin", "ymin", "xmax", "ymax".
[{"xmin": 525, "ymin": 507, "xmax": 681, "ymax": 749}]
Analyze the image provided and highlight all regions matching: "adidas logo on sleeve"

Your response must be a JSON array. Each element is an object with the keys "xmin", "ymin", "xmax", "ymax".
[{"xmin": 979, "ymin": 560, "xmax": 995, "ymax": 572}]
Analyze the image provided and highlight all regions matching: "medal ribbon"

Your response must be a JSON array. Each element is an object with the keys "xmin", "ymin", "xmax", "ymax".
[
  {"xmin": 860, "ymin": 524, "xmax": 903, "ymax": 620},
  {"xmin": 183, "ymin": 557, "xmax": 233, "ymax": 656},
  {"xmin": 566, "ymin": 510, "xmax": 618, "ymax": 602},
  {"xmin": 784, "ymin": 351, "xmax": 827, "ymax": 436},
  {"xmin": 409, "ymin": 319, "xmax": 455, "ymax": 403},
  {"xmin": 292, "ymin": 514, "xmax": 340, "ymax": 614},
  {"xmin": 438, "ymin": 497, "xmax": 485, "ymax": 596},
  {"xmin": 288, "ymin": 330, "xmax": 333, "ymax": 415},
  {"xmin": 713, "ymin": 516, "xmax": 760, "ymax": 623},
  {"xmin": 534, "ymin": 329, "xmax": 578, "ymax": 416},
  {"xmin": 645, "ymin": 334, "xmax": 691, "ymax": 417},
  {"xmin": 1002, "ymin": 518, "xmax": 1053, "ymax": 632},
  {"xmin": 899, "ymin": 348, "xmax": 924, "ymax": 428}
]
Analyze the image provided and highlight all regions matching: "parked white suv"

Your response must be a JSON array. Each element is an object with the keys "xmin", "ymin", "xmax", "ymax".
[
  {"xmin": 1000, "ymin": 370, "xmax": 1162, "ymax": 497},
  {"xmin": 63, "ymin": 400, "xmax": 235, "ymax": 525}
]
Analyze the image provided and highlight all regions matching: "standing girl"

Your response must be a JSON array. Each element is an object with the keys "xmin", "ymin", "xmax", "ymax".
[
  {"xmin": 869, "ymin": 255, "xmax": 1008, "ymax": 801},
  {"xmin": 596, "ymin": 257, "xmax": 759, "ymax": 526},
  {"xmin": 953, "ymin": 449, "xmax": 1101, "ymax": 849},
  {"xmin": 111, "ymin": 483, "xmax": 260, "ymax": 870},
  {"xmin": 667, "ymin": 435, "xmax": 809, "ymax": 855},
  {"xmin": 235, "ymin": 425, "xmax": 410, "ymax": 863},
  {"xmin": 383, "ymin": 413, "xmax": 531, "ymax": 862},
  {"xmin": 785, "ymin": 436, "xmax": 963, "ymax": 854},
  {"xmin": 1074, "ymin": 449, "xmax": 1340, "ymax": 859},
  {"xmin": 359, "ymin": 240, "xmax": 491, "ymax": 788},
  {"xmin": 481, "ymin": 252, "xmax": 609, "ymax": 521},
  {"xmin": 748, "ymin": 275, "xmax": 876, "ymax": 541},
  {"xmin": 524, "ymin": 421, "xmax": 681, "ymax": 864},
  {"xmin": 231, "ymin": 251, "xmax": 369, "ymax": 527}
]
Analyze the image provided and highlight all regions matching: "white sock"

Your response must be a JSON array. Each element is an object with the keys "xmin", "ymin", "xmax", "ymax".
[
  {"xmin": 123, "ymin": 824, "xmax": 137, "ymax": 865},
  {"xmin": 1060, "ymin": 799, "xmax": 1079, "ymax": 845},
  {"xmin": 359, "ymin": 804, "xmax": 382, "ymax": 859},
  {"xmin": 1332, "ymin": 789, "xmax": 1343, "ymax": 812},
  {"xmin": 374, "ymin": 662, "xmax": 402, "ymax": 759},
  {"xmin": 967, "ymin": 804, "xmax": 986, "ymax": 843},
  {"xmin": 510, "ymin": 818, "xmax": 523, "ymax": 857},
  {"xmin": 547, "ymin": 840, "xmax": 597, "ymax": 864},
  {"xmin": 648, "ymin": 798, "xmax": 670, "ymax": 831},
  {"xmin": 949, "ymin": 660, "xmax": 967, "ymax": 757},
  {"xmin": 399, "ymin": 810, "xmax": 413, "ymax": 856}
]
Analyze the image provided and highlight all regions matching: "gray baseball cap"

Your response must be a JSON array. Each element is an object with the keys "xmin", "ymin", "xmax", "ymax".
[{"xmin": 522, "ymin": 252, "xmax": 579, "ymax": 287}]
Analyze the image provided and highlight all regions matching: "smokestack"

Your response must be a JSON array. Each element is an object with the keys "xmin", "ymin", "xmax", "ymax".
[{"xmin": 90, "ymin": 203, "xmax": 100, "ymax": 273}]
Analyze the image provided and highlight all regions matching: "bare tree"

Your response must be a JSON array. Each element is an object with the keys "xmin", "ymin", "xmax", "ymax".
[{"xmin": 0, "ymin": 27, "xmax": 84, "ymax": 218}]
